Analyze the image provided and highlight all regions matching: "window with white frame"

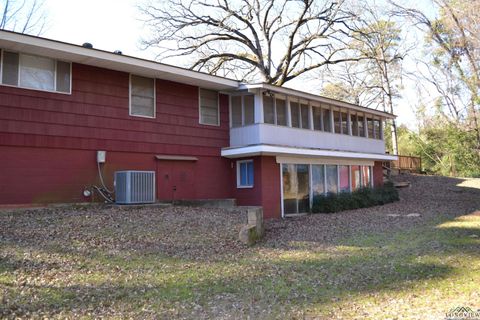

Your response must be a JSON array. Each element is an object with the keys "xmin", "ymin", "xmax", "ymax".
[
  {"xmin": 199, "ymin": 88, "xmax": 219, "ymax": 125},
  {"xmin": 237, "ymin": 160, "xmax": 254, "ymax": 188},
  {"xmin": 0, "ymin": 50, "xmax": 71, "ymax": 93},
  {"xmin": 130, "ymin": 74, "xmax": 155, "ymax": 118}
]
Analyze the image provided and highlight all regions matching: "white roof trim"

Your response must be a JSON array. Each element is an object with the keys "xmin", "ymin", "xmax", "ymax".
[
  {"xmin": 240, "ymin": 83, "xmax": 396, "ymax": 119},
  {"xmin": 221, "ymin": 145, "xmax": 398, "ymax": 161},
  {"xmin": 0, "ymin": 30, "xmax": 239, "ymax": 91}
]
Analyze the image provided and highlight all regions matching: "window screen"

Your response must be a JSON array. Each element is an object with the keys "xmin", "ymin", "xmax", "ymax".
[
  {"xmin": 341, "ymin": 112, "xmax": 349, "ymax": 135},
  {"xmin": 199, "ymin": 88, "xmax": 219, "ymax": 125},
  {"xmin": 263, "ymin": 95, "xmax": 275, "ymax": 124},
  {"xmin": 56, "ymin": 61, "xmax": 71, "ymax": 93},
  {"xmin": 301, "ymin": 104, "xmax": 309, "ymax": 129},
  {"xmin": 130, "ymin": 75, "xmax": 155, "ymax": 118},
  {"xmin": 244, "ymin": 95, "xmax": 254, "ymax": 125},
  {"xmin": 231, "ymin": 96, "xmax": 242, "ymax": 127},
  {"xmin": 291, "ymin": 101, "xmax": 300, "ymax": 128},
  {"xmin": 333, "ymin": 111, "xmax": 341, "ymax": 134},
  {"xmin": 323, "ymin": 108, "xmax": 331, "ymax": 132},
  {"xmin": 276, "ymin": 98, "xmax": 287, "ymax": 126},
  {"xmin": 312, "ymin": 107, "xmax": 322, "ymax": 131}
]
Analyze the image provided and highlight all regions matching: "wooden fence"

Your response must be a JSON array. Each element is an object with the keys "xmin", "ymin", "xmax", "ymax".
[{"xmin": 391, "ymin": 155, "xmax": 422, "ymax": 172}]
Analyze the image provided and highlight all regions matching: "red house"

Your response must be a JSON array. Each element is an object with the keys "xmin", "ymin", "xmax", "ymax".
[{"xmin": 0, "ymin": 31, "xmax": 396, "ymax": 219}]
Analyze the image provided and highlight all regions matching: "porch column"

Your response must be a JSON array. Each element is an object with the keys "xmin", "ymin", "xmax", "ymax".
[{"xmin": 254, "ymin": 89, "xmax": 264, "ymax": 124}]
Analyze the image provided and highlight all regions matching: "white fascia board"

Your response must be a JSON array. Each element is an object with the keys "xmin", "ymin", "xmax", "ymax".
[
  {"xmin": 0, "ymin": 30, "xmax": 239, "ymax": 91},
  {"xmin": 221, "ymin": 145, "xmax": 398, "ymax": 161},
  {"xmin": 239, "ymin": 83, "xmax": 396, "ymax": 119}
]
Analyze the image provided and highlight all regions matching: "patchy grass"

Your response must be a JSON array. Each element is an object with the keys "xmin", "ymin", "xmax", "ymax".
[{"xmin": 1, "ymin": 175, "xmax": 480, "ymax": 319}]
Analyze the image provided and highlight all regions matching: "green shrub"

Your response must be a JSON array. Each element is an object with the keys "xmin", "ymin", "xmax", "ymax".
[{"xmin": 311, "ymin": 182, "xmax": 399, "ymax": 213}]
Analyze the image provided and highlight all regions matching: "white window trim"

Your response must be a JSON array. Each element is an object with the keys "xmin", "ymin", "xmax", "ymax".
[
  {"xmin": 0, "ymin": 49, "xmax": 72, "ymax": 95},
  {"xmin": 199, "ymin": 87, "xmax": 220, "ymax": 126},
  {"xmin": 236, "ymin": 159, "xmax": 254, "ymax": 188},
  {"xmin": 129, "ymin": 74, "xmax": 156, "ymax": 119}
]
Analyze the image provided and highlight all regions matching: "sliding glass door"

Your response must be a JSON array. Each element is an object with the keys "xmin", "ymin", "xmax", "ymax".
[{"xmin": 282, "ymin": 164, "xmax": 310, "ymax": 215}]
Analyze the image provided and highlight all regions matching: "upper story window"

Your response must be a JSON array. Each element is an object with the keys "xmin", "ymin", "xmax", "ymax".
[
  {"xmin": 199, "ymin": 88, "xmax": 219, "ymax": 126},
  {"xmin": 263, "ymin": 94, "xmax": 287, "ymax": 126},
  {"xmin": 0, "ymin": 50, "xmax": 71, "ymax": 94},
  {"xmin": 300, "ymin": 103, "xmax": 309, "ymax": 129},
  {"xmin": 237, "ymin": 160, "xmax": 254, "ymax": 188},
  {"xmin": 231, "ymin": 95, "xmax": 254, "ymax": 128},
  {"xmin": 130, "ymin": 75, "xmax": 155, "ymax": 118},
  {"xmin": 312, "ymin": 106, "xmax": 322, "ymax": 131}
]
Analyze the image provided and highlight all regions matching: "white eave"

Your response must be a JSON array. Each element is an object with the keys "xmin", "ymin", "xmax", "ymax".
[
  {"xmin": 221, "ymin": 144, "xmax": 398, "ymax": 161},
  {"xmin": 0, "ymin": 30, "xmax": 239, "ymax": 91},
  {"xmin": 240, "ymin": 83, "xmax": 396, "ymax": 119}
]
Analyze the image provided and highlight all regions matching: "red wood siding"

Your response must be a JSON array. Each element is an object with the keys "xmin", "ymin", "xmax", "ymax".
[
  {"xmin": 0, "ymin": 63, "xmax": 232, "ymax": 204},
  {"xmin": 373, "ymin": 161, "xmax": 384, "ymax": 187},
  {"xmin": 232, "ymin": 156, "xmax": 281, "ymax": 219}
]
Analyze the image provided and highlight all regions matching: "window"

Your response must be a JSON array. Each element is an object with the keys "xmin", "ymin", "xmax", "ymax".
[
  {"xmin": 0, "ymin": 50, "xmax": 71, "ymax": 93},
  {"xmin": 312, "ymin": 164, "xmax": 325, "ymax": 196},
  {"xmin": 362, "ymin": 166, "xmax": 372, "ymax": 187},
  {"xmin": 341, "ymin": 112, "xmax": 349, "ymax": 135},
  {"xmin": 199, "ymin": 88, "xmax": 219, "ymax": 125},
  {"xmin": 351, "ymin": 165, "xmax": 361, "ymax": 190},
  {"xmin": 244, "ymin": 95, "xmax": 255, "ymax": 125},
  {"xmin": 326, "ymin": 165, "xmax": 338, "ymax": 194},
  {"xmin": 373, "ymin": 119, "xmax": 381, "ymax": 139},
  {"xmin": 231, "ymin": 96, "xmax": 242, "ymax": 127},
  {"xmin": 312, "ymin": 106, "xmax": 322, "ymax": 131},
  {"xmin": 130, "ymin": 75, "xmax": 155, "ymax": 118},
  {"xmin": 276, "ymin": 98, "xmax": 287, "ymax": 126},
  {"xmin": 339, "ymin": 165, "xmax": 350, "ymax": 192},
  {"xmin": 237, "ymin": 160, "xmax": 254, "ymax": 188},
  {"xmin": 367, "ymin": 117, "xmax": 374, "ymax": 138},
  {"xmin": 358, "ymin": 115, "xmax": 365, "ymax": 137},
  {"xmin": 333, "ymin": 111, "xmax": 342, "ymax": 134},
  {"xmin": 231, "ymin": 95, "xmax": 254, "ymax": 127},
  {"xmin": 290, "ymin": 101, "xmax": 300, "ymax": 128},
  {"xmin": 301, "ymin": 103, "xmax": 309, "ymax": 129},
  {"xmin": 352, "ymin": 114, "xmax": 359, "ymax": 136},
  {"xmin": 323, "ymin": 108, "xmax": 331, "ymax": 132},
  {"xmin": 263, "ymin": 95, "xmax": 275, "ymax": 124}
]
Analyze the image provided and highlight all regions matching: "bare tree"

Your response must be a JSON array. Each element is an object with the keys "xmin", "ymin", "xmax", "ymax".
[
  {"xmin": 1, "ymin": 0, "xmax": 47, "ymax": 35},
  {"xmin": 391, "ymin": 0, "xmax": 480, "ymax": 149},
  {"xmin": 140, "ymin": 0, "xmax": 370, "ymax": 85}
]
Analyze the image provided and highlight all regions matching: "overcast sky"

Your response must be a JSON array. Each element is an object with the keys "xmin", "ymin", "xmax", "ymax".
[{"xmin": 40, "ymin": 0, "xmax": 428, "ymax": 127}]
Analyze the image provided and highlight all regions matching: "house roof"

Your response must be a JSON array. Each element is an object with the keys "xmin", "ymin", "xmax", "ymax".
[
  {"xmin": 0, "ymin": 30, "xmax": 239, "ymax": 91},
  {"xmin": 0, "ymin": 30, "xmax": 395, "ymax": 118},
  {"xmin": 240, "ymin": 83, "xmax": 396, "ymax": 119}
]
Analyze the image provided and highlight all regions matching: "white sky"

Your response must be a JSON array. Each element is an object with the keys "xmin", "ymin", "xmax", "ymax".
[{"xmin": 41, "ymin": 0, "xmax": 428, "ymax": 127}]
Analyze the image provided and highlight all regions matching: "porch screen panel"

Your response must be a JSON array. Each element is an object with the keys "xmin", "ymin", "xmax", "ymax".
[
  {"xmin": 312, "ymin": 164, "xmax": 325, "ymax": 196},
  {"xmin": 333, "ymin": 111, "xmax": 341, "ymax": 134},
  {"xmin": 290, "ymin": 101, "xmax": 300, "ymax": 128},
  {"xmin": 341, "ymin": 112, "xmax": 349, "ymax": 135},
  {"xmin": 367, "ymin": 117, "xmax": 374, "ymax": 138},
  {"xmin": 326, "ymin": 165, "xmax": 338, "ymax": 194},
  {"xmin": 358, "ymin": 116, "xmax": 365, "ymax": 137},
  {"xmin": 301, "ymin": 104, "xmax": 309, "ymax": 129},
  {"xmin": 244, "ymin": 95, "xmax": 255, "ymax": 125},
  {"xmin": 339, "ymin": 165, "xmax": 350, "ymax": 192},
  {"xmin": 312, "ymin": 107, "xmax": 322, "ymax": 130},
  {"xmin": 373, "ymin": 119, "xmax": 381, "ymax": 139},
  {"xmin": 263, "ymin": 95, "xmax": 275, "ymax": 124},
  {"xmin": 231, "ymin": 96, "xmax": 242, "ymax": 127},
  {"xmin": 351, "ymin": 165, "xmax": 361, "ymax": 190},
  {"xmin": 276, "ymin": 98, "xmax": 287, "ymax": 126},
  {"xmin": 352, "ymin": 114, "xmax": 359, "ymax": 136},
  {"xmin": 323, "ymin": 108, "xmax": 331, "ymax": 132}
]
